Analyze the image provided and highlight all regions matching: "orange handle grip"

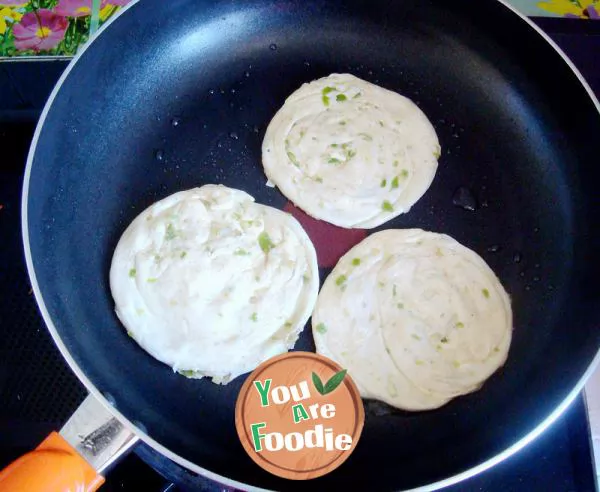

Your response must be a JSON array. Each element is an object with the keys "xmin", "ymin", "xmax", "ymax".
[{"xmin": 0, "ymin": 431, "xmax": 104, "ymax": 492}]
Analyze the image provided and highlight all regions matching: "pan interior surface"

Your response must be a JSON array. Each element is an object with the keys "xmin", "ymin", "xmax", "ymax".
[{"xmin": 26, "ymin": 0, "xmax": 600, "ymax": 489}]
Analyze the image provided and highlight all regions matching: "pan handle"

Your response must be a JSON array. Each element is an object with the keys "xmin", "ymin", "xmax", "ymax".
[
  {"xmin": 0, "ymin": 431, "xmax": 105, "ymax": 492},
  {"xmin": 0, "ymin": 394, "xmax": 139, "ymax": 491}
]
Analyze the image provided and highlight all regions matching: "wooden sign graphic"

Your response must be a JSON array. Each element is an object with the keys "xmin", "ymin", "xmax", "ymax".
[{"xmin": 235, "ymin": 351, "xmax": 364, "ymax": 480}]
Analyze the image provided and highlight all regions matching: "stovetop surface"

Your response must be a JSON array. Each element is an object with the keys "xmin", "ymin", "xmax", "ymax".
[{"xmin": 0, "ymin": 17, "xmax": 599, "ymax": 492}]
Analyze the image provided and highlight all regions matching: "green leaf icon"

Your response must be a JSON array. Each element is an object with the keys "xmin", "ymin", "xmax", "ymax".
[
  {"xmin": 312, "ymin": 369, "xmax": 348, "ymax": 395},
  {"xmin": 323, "ymin": 369, "xmax": 347, "ymax": 394},
  {"xmin": 312, "ymin": 372, "xmax": 325, "ymax": 395}
]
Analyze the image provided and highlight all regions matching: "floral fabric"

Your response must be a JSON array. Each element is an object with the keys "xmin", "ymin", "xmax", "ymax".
[
  {"xmin": 0, "ymin": 0, "xmax": 596, "ymax": 58},
  {"xmin": 0, "ymin": 0, "xmax": 132, "ymax": 56}
]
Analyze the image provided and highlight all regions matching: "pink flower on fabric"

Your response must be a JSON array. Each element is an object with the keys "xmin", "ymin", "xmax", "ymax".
[
  {"xmin": 55, "ymin": 0, "xmax": 107, "ymax": 17},
  {"xmin": 0, "ymin": 1, "xmax": 28, "ymax": 5},
  {"xmin": 13, "ymin": 10, "xmax": 68, "ymax": 51}
]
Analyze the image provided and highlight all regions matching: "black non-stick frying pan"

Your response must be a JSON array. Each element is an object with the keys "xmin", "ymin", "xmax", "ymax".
[{"xmin": 16, "ymin": 0, "xmax": 600, "ymax": 489}]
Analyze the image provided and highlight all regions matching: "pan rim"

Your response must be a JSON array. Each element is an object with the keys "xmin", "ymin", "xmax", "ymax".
[{"xmin": 20, "ymin": 0, "xmax": 600, "ymax": 490}]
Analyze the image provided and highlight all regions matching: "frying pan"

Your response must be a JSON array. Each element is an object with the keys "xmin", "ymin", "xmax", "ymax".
[{"xmin": 8, "ymin": 0, "xmax": 600, "ymax": 490}]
